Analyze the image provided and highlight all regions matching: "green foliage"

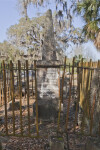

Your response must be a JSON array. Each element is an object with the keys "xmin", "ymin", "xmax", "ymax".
[
  {"xmin": 76, "ymin": 0, "xmax": 100, "ymax": 22},
  {"xmin": 75, "ymin": 0, "xmax": 100, "ymax": 41},
  {"xmin": 17, "ymin": 0, "xmax": 87, "ymax": 49},
  {"xmin": 57, "ymin": 137, "xmax": 63, "ymax": 141},
  {"xmin": 0, "ymin": 41, "xmax": 21, "ymax": 63},
  {"xmin": 18, "ymin": 0, "xmax": 100, "ymax": 43},
  {"xmin": 7, "ymin": 16, "xmax": 46, "ymax": 46},
  {"xmin": 74, "ymin": 55, "xmax": 86, "ymax": 65},
  {"xmin": 7, "ymin": 13, "xmax": 86, "ymax": 56}
]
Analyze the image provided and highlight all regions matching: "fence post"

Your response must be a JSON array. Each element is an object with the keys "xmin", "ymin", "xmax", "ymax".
[
  {"xmin": 3, "ymin": 60, "xmax": 8, "ymax": 135},
  {"xmin": 69, "ymin": 63, "xmax": 71, "ymax": 81},
  {"xmin": 74, "ymin": 62, "xmax": 79, "ymax": 131},
  {"xmin": 66, "ymin": 57, "xmax": 75, "ymax": 131},
  {"xmin": 18, "ymin": 60, "xmax": 23, "ymax": 136},
  {"xmin": 24, "ymin": 63, "xmax": 26, "ymax": 98},
  {"xmin": 97, "ymin": 60, "xmax": 100, "ymax": 135},
  {"xmin": 31, "ymin": 64, "xmax": 34, "ymax": 98},
  {"xmin": 81, "ymin": 60, "xmax": 87, "ymax": 134},
  {"xmin": 57, "ymin": 56, "xmax": 66, "ymax": 131},
  {"xmin": 61, "ymin": 56, "xmax": 66, "ymax": 103},
  {"xmin": 72, "ymin": 57, "xmax": 75, "ymax": 97},
  {"xmin": 80, "ymin": 58, "xmax": 83, "ymax": 91},
  {"xmin": 34, "ymin": 60, "xmax": 39, "ymax": 137},
  {"xmin": 16, "ymin": 63, "xmax": 18, "ymax": 88},
  {"xmin": 8, "ymin": 64, "xmax": 11, "ymax": 101},
  {"xmin": 0, "ymin": 63, "xmax": 1, "ymax": 106},
  {"xmin": 88, "ymin": 59, "xmax": 92, "ymax": 91},
  {"xmin": 10, "ymin": 60, "xmax": 15, "ymax": 135},
  {"xmin": 6, "ymin": 64, "xmax": 9, "ymax": 102},
  {"xmin": 1, "ymin": 63, "xmax": 4, "ymax": 105},
  {"xmin": 26, "ymin": 60, "xmax": 31, "ymax": 135}
]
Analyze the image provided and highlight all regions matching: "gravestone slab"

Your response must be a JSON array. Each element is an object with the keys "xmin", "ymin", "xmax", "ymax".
[
  {"xmin": 37, "ymin": 61, "xmax": 59, "ymax": 100},
  {"xmin": 34, "ymin": 61, "xmax": 61, "ymax": 120}
]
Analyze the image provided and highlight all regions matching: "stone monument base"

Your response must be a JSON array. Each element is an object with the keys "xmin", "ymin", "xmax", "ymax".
[{"xmin": 33, "ymin": 99, "xmax": 59, "ymax": 121}]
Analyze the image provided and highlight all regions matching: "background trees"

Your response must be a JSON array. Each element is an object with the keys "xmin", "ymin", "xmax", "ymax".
[
  {"xmin": 75, "ymin": 0, "xmax": 100, "ymax": 50},
  {"xmin": 7, "ymin": 0, "xmax": 87, "ymax": 58},
  {"xmin": 17, "ymin": 0, "xmax": 100, "ymax": 50},
  {"xmin": 0, "ymin": 41, "xmax": 21, "ymax": 63},
  {"xmin": 7, "ymin": 10, "xmax": 86, "ymax": 58}
]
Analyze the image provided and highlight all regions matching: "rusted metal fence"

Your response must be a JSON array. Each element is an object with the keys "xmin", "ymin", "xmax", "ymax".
[{"xmin": 0, "ymin": 58, "xmax": 100, "ymax": 138}]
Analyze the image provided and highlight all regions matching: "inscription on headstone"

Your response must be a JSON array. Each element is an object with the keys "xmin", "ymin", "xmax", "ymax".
[{"xmin": 38, "ymin": 68, "xmax": 59, "ymax": 99}]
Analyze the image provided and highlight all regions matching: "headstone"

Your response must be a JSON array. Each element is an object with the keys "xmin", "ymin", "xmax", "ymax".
[{"xmin": 33, "ymin": 9, "xmax": 63, "ymax": 121}]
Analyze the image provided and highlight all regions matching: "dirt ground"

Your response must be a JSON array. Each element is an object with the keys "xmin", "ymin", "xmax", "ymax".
[
  {"xmin": 0, "ymin": 96, "xmax": 100, "ymax": 150},
  {"xmin": 0, "ymin": 74, "xmax": 100, "ymax": 150}
]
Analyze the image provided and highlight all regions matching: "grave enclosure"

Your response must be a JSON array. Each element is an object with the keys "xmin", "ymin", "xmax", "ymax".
[{"xmin": 0, "ymin": 58, "xmax": 100, "ymax": 138}]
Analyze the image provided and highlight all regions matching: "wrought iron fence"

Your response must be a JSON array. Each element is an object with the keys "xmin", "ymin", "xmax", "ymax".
[{"xmin": 0, "ymin": 58, "xmax": 100, "ymax": 138}]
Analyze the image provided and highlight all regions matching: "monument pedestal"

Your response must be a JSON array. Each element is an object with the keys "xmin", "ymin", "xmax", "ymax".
[{"xmin": 33, "ymin": 61, "xmax": 62, "ymax": 121}]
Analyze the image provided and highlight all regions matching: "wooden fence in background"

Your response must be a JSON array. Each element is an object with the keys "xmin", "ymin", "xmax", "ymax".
[{"xmin": 75, "ymin": 59, "xmax": 100, "ymax": 135}]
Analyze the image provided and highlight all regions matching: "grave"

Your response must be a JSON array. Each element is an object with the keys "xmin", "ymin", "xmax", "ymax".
[{"xmin": 33, "ymin": 9, "xmax": 64, "ymax": 121}]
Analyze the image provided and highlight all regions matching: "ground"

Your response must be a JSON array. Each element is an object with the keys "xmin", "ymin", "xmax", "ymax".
[{"xmin": 0, "ymin": 73, "xmax": 100, "ymax": 150}]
